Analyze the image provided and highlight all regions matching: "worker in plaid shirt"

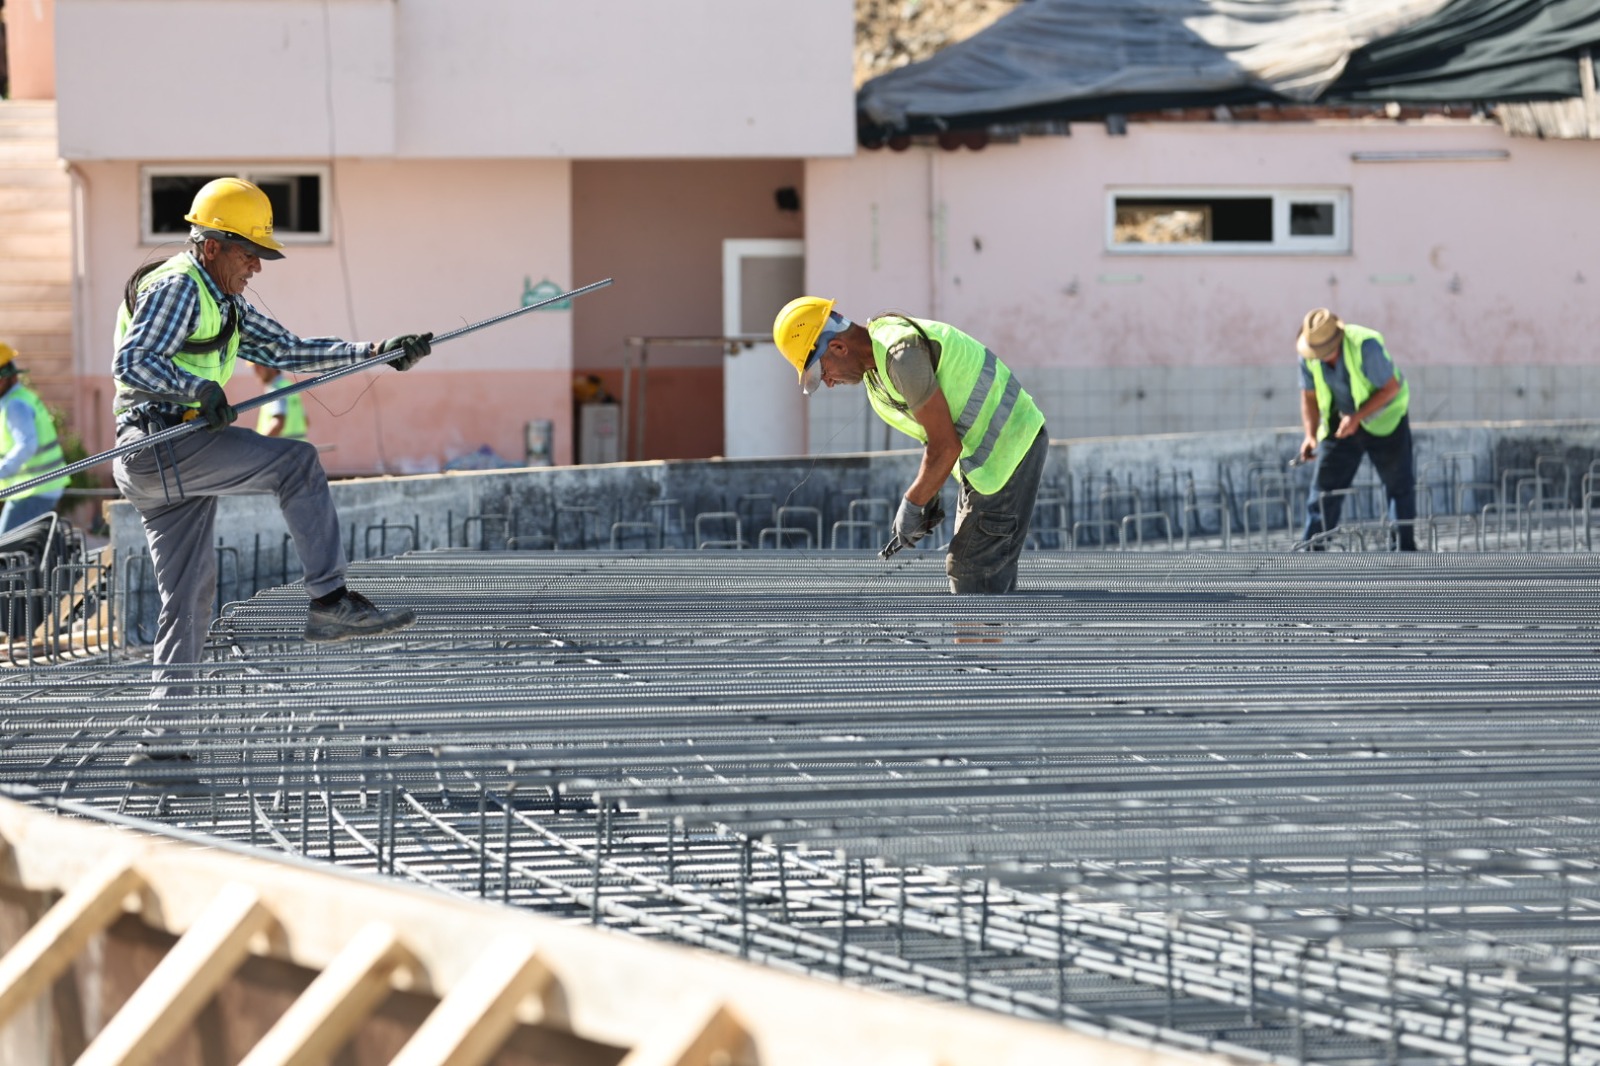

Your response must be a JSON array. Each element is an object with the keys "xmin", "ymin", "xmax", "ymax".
[{"xmin": 111, "ymin": 178, "xmax": 427, "ymax": 725}]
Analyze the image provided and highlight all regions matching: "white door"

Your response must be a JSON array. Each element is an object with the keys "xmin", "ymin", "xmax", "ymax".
[{"xmin": 722, "ymin": 239, "xmax": 805, "ymax": 459}]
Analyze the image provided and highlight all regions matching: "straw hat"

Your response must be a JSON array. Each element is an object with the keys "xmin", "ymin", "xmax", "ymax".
[{"xmin": 1296, "ymin": 308, "xmax": 1344, "ymax": 361}]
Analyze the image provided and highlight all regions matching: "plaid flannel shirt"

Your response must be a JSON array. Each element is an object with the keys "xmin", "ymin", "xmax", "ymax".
[{"xmin": 114, "ymin": 252, "xmax": 368, "ymax": 433}]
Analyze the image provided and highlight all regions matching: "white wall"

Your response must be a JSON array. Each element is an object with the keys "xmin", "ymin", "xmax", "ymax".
[
  {"xmin": 56, "ymin": 0, "xmax": 397, "ymax": 159},
  {"xmin": 55, "ymin": 0, "xmax": 856, "ymax": 161},
  {"xmin": 803, "ymin": 121, "xmax": 1600, "ymax": 446}
]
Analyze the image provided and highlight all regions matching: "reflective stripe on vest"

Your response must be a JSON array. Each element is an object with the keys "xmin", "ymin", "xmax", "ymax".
[
  {"xmin": 864, "ymin": 316, "xmax": 1045, "ymax": 495},
  {"xmin": 1306, "ymin": 323, "xmax": 1409, "ymax": 439},
  {"xmin": 257, "ymin": 375, "xmax": 308, "ymax": 440},
  {"xmin": 113, "ymin": 254, "xmax": 241, "ymax": 413},
  {"xmin": 0, "ymin": 385, "xmax": 69, "ymax": 497}
]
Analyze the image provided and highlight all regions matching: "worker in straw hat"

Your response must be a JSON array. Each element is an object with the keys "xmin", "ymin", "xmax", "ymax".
[
  {"xmin": 0, "ymin": 342, "xmax": 70, "ymax": 533},
  {"xmin": 111, "ymin": 177, "xmax": 431, "ymax": 708},
  {"xmin": 1295, "ymin": 307, "xmax": 1417, "ymax": 551},
  {"xmin": 772, "ymin": 298, "xmax": 1048, "ymax": 593}
]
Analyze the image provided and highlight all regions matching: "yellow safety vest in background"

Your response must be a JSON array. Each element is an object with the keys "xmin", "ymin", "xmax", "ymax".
[
  {"xmin": 0, "ymin": 385, "xmax": 69, "ymax": 498},
  {"xmin": 257, "ymin": 373, "xmax": 308, "ymax": 440}
]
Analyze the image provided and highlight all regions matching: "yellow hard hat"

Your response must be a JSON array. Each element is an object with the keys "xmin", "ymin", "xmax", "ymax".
[
  {"xmin": 0, "ymin": 343, "xmax": 15, "ymax": 371},
  {"xmin": 772, "ymin": 296, "xmax": 836, "ymax": 394},
  {"xmin": 184, "ymin": 177, "xmax": 286, "ymax": 259}
]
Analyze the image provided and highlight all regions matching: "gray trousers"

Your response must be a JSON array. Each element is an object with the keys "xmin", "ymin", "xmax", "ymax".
[
  {"xmin": 113, "ymin": 425, "xmax": 347, "ymax": 688},
  {"xmin": 947, "ymin": 425, "xmax": 1049, "ymax": 589},
  {"xmin": 946, "ymin": 427, "xmax": 1048, "ymax": 594}
]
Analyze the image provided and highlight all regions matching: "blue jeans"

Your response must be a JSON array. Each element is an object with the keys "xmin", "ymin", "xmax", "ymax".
[
  {"xmin": 0, "ymin": 492, "xmax": 62, "ymax": 535},
  {"xmin": 1302, "ymin": 415, "xmax": 1417, "ymax": 550}
]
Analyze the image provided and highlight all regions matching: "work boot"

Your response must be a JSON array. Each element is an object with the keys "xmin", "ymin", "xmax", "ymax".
[{"xmin": 305, "ymin": 590, "xmax": 416, "ymax": 643}]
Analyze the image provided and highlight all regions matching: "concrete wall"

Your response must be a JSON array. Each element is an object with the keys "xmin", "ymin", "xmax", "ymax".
[
  {"xmin": 108, "ymin": 419, "xmax": 1600, "ymax": 643},
  {"xmin": 802, "ymin": 123, "xmax": 1600, "ymax": 448}
]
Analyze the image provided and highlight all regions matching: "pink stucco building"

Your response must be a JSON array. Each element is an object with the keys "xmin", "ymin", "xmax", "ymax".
[
  {"xmin": 25, "ymin": 0, "xmax": 1600, "ymax": 471},
  {"xmin": 803, "ymin": 118, "xmax": 1600, "ymax": 452},
  {"xmin": 46, "ymin": 0, "xmax": 851, "ymax": 472}
]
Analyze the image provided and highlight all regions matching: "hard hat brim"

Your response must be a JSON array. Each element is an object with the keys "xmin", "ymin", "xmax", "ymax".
[{"xmin": 227, "ymin": 233, "xmax": 285, "ymax": 261}]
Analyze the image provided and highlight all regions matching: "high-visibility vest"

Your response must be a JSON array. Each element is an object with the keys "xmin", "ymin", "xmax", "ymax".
[
  {"xmin": 863, "ymin": 316, "xmax": 1046, "ymax": 495},
  {"xmin": 113, "ymin": 253, "xmax": 241, "ymax": 415},
  {"xmin": 257, "ymin": 374, "xmax": 308, "ymax": 440},
  {"xmin": 1305, "ymin": 323, "xmax": 1409, "ymax": 439},
  {"xmin": 0, "ymin": 385, "xmax": 69, "ymax": 498}
]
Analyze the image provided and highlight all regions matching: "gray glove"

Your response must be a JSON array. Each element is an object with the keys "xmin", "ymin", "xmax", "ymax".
[
  {"xmin": 880, "ymin": 495, "xmax": 946, "ymax": 559},
  {"xmin": 193, "ymin": 381, "xmax": 236, "ymax": 432},
  {"xmin": 378, "ymin": 332, "xmax": 433, "ymax": 371}
]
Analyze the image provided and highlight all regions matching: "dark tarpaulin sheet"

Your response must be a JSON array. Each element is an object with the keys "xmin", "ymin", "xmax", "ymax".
[
  {"xmin": 1328, "ymin": 0, "xmax": 1600, "ymax": 102},
  {"xmin": 857, "ymin": 0, "xmax": 1600, "ymax": 139}
]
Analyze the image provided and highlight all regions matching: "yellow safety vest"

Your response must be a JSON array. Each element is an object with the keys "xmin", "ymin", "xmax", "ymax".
[
  {"xmin": 0, "ymin": 385, "xmax": 69, "ymax": 498},
  {"xmin": 1305, "ymin": 323, "xmax": 1409, "ymax": 439},
  {"xmin": 257, "ymin": 374, "xmax": 308, "ymax": 440},
  {"xmin": 863, "ymin": 316, "xmax": 1045, "ymax": 495},
  {"xmin": 113, "ymin": 254, "xmax": 241, "ymax": 415}
]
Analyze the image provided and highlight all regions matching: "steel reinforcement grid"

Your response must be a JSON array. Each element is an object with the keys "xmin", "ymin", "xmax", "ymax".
[{"xmin": 7, "ymin": 549, "xmax": 1600, "ymax": 1065}]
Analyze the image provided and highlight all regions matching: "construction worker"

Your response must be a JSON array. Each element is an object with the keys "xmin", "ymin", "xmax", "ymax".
[
  {"xmin": 0, "ymin": 342, "xmax": 69, "ymax": 533},
  {"xmin": 1295, "ymin": 307, "xmax": 1417, "ymax": 551},
  {"xmin": 111, "ymin": 177, "xmax": 430, "ymax": 704},
  {"xmin": 250, "ymin": 360, "xmax": 308, "ymax": 440},
  {"xmin": 773, "ymin": 298, "xmax": 1048, "ymax": 593}
]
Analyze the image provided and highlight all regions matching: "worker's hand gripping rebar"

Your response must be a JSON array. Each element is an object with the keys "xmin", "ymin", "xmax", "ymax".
[
  {"xmin": 880, "ymin": 495, "xmax": 946, "ymax": 560},
  {"xmin": 0, "ymin": 278, "xmax": 614, "ymax": 500}
]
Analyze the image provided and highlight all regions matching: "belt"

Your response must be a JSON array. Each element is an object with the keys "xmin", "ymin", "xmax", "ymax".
[{"xmin": 130, "ymin": 409, "xmax": 190, "ymax": 434}]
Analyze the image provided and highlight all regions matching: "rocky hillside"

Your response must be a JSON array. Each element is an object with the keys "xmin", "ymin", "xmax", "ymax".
[{"xmin": 856, "ymin": 0, "xmax": 1021, "ymax": 87}]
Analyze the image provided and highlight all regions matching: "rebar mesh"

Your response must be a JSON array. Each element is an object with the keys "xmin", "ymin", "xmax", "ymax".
[{"xmin": 7, "ymin": 549, "xmax": 1600, "ymax": 1064}]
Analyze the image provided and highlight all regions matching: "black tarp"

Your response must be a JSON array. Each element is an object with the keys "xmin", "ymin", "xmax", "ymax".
[
  {"xmin": 857, "ymin": 0, "xmax": 1600, "ymax": 141},
  {"xmin": 1330, "ymin": 0, "xmax": 1600, "ymax": 102}
]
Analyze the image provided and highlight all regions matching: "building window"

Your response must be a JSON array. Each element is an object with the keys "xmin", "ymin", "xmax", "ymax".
[
  {"xmin": 141, "ymin": 166, "xmax": 329, "ymax": 245},
  {"xmin": 1108, "ymin": 188, "xmax": 1349, "ymax": 254}
]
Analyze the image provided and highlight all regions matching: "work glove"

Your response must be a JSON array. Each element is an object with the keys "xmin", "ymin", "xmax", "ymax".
[
  {"xmin": 193, "ymin": 381, "xmax": 236, "ymax": 432},
  {"xmin": 377, "ymin": 332, "xmax": 433, "ymax": 372},
  {"xmin": 880, "ymin": 494, "xmax": 946, "ymax": 560}
]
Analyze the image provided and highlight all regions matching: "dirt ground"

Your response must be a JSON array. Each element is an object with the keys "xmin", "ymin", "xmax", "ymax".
[{"xmin": 856, "ymin": 0, "xmax": 1022, "ymax": 86}]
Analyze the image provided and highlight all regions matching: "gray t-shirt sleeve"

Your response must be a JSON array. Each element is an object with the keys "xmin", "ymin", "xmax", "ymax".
[
  {"xmin": 884, "ymin": 338, "xmax": 939, "ymax": 410},
  {"xmin": 1359, "ymin": 337, "xmax": 1395, "ymax": 387}
]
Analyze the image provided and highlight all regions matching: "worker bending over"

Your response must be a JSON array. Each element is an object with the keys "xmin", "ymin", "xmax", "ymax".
[{"xmin": 773, "ymin": 297, "xmax": 1048, "ymax": 593}]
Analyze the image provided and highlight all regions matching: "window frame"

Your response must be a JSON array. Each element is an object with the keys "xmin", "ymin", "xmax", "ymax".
[
  {"xmin": 1106, "ymin": 186, "xmax": 1350, "ymax": 255},
  {"xmin": 140, "ymin": 164, "xmax": 332, "ymax": 247}
]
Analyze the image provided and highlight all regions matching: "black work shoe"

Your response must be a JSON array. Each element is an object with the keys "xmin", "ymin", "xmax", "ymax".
[
  {"xmin": 304, "ymin": 589, "xmax": 416, "ymax": 643},
  {"xmin": 124, "ymin": 746, "xmax": 198, "ymax": 788}
]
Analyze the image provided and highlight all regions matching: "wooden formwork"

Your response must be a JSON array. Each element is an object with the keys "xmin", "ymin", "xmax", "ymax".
[{"xmin": 0, "ymin": 797, "xmax": 1216, "ymax": 1066}]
